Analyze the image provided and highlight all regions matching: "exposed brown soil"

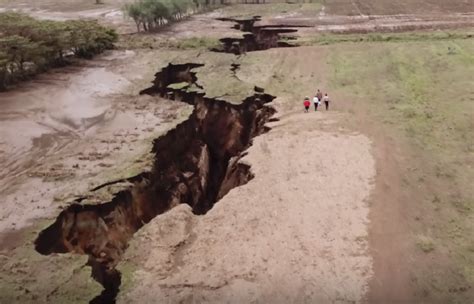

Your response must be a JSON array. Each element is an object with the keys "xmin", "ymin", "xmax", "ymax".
[
  {"xmin": 212, "ymin": 16, "xmax": 308, "ymax": 54},
  {"xmin": 264, "ymin": 2, "xmax": 474, "ymax": 34},
  {"xmin": 323, "ymin": 0, "xmax": 473, "ymax": 15},
  {"xmin": 1, "ymin": 2, "xmax": 473, "ymax": 304},
  {"xmin": 310, "ymin": 14, "xmax": 474, "ymax": 34},
  {"xmin": 330, "ymin": 95, "xmax": 418, "ymax": 303},
  {"xmin": 35, "ymin": 63, "xmax": 276, "ymax": 303},
  {"xmin": 117, "ymin": 106, "xmax": 376, "ymax": 304}
]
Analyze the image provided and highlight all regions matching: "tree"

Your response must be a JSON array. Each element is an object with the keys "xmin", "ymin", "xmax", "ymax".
[
  {"xmin": 0, "ymin": 51, "xmax": 11, "ymax": 90},
  {"xmin": 124, "ymin": 3, "xmax": 144, "ymax": 32},
  {"xmin": 0, "ymin": 12, "xmax": 117, "ymax": 90},
  {"xmin": 123, "ymin": 0, "xmax": 214, "ymax": 32}
]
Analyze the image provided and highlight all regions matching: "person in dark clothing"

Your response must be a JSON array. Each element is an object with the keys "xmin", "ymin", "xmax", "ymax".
[
  {"xmin": 323, "ymin": 93, "xmax": 330, "ymax": 110},
  {"xmin": 316, "ymin": 89, "xmax": 323, "ymax": 103}
]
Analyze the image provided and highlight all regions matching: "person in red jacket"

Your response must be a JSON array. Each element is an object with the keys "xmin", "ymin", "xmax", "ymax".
[{"xmin": 303, "ymin": 97, "xmax": 310, "ymax": 112}]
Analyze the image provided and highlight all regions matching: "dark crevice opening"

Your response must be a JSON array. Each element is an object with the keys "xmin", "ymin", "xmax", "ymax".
[
  {"xmin": 35, "ymin": 63, "xmax": 276, "ymax": 303},
  {"xmin": 213, "ymin": 16, "xmax": 312, "ymax": 54}
]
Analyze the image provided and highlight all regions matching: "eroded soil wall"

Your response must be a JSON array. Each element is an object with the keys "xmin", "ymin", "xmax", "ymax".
[
  {"xmin": 213, "ymin": 16, "xmax": 305, "ymax": 54},
  {"xmin": 35, "ymin": 63, "xmax": 276, "ymax": 303}
]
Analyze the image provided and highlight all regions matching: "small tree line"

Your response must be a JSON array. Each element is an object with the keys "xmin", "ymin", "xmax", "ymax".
[
  {"xmin": 0, "ymin": 12, "xmax": 117, "ymax": 90},
  {"xmin": 124, "ymin": 0, "xmax": 230, "ymax": 32}
]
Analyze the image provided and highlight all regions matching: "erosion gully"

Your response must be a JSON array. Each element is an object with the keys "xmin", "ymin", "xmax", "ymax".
[
  {"xmin": 35, "ymin": 17, "xmax": 306, "ymax": 304},
  {"xmin": 213, "ymin": 16, "xmax": 309, "ymax": 55},
  {"xmin": 35, "ymin": 63, "xmax": 275, "ymax": 303}
]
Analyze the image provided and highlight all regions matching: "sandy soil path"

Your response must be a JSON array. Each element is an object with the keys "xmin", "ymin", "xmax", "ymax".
[{"xmin": 118, "ymin": 109, "xmax": 376, "ymax": 303}]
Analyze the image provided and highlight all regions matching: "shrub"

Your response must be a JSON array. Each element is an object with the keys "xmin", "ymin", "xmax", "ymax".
[
  {"xmin": 0, "ymin": 12, "xmax": 118, "ymax": 90},
  {"xmin": 123, "ymin": 0, "xmax": 215, "ymax": 32}
]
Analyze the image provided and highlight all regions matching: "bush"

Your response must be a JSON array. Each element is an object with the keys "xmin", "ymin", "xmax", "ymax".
[
  {"xmin": 0, "ymin": 12, "xmax": 118, "ymax": 90},
  {"xmin": 123, "ymin": 0, "xmax": 217, "ymax": 32}
]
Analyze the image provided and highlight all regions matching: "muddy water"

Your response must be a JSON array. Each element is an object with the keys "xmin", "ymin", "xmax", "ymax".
[{"xmin": 0, "ymin": 54, "xmax": 131, "ymax": 189}]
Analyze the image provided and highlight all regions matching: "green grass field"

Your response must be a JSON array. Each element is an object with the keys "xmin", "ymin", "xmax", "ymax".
[{"xmin": 328, "ymin": 37, "xmax": 474, "ymax": 300}]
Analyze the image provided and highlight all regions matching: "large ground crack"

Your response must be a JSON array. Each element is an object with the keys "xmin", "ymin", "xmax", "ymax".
[
  {"xmin": 35, "ymin": 63, "xmax": 276, "ymax": 303},
  {"xmin": 213, "ymin": 16, "xmax": 311, "ymax": 54}
]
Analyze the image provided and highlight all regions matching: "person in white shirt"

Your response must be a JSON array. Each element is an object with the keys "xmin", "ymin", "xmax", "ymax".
[
  {"xmin": 323, "ymin": 93, "xmax": 330, "ymax": 110},
  {"xmin": 312, "ymin": 95, "xmax": 319, "ymax": 111}
]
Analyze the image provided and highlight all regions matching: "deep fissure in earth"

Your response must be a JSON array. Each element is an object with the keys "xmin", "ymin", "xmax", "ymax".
[
  {"xmin": 35, "ymin": 63, "xmax": 276, "ymax": 303},
  {"xmin": 213, "ymin": 16, "xmax": 310, "ymax": 54}
]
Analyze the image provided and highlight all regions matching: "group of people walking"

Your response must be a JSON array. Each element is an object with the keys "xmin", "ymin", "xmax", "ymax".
[{"xmin": 303, "ymin": 89, "xmax": 330, "ymax": 112}]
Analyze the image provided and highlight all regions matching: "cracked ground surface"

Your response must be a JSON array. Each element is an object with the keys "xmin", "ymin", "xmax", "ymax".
[
  {"xmin": 0, "ymin": 1, "xmax": 473, "ymax": 303},
  {"xmin": 118, "ymin": 111, "xmax": 375, "ymax": 303}
]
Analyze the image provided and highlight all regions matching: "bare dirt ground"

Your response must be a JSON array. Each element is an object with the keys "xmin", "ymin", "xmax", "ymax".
[
  {"xmin": 0, "ymin": 48, "xmax": 196, "ymax": 302},
  {"xmin": 0, "ymin": 50, "xmax": 192, "ymax": 233},
  {"xmin": 0, "ymin": 1, "xmax": 473, "ymax": 304},
  {"xmin": 118, "ymin": 111, "xmax": 376, "ymax": 304},
  {"xmin": 0, "ymin": 0, "xmax": 135, "ymax": 33},
  {"xmin": 218, "ymin": 2, "xmax": 474, "ymax": 34}
]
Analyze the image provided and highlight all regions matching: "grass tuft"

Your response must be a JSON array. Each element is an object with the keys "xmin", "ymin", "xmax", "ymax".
[{"xmin": 416, "ymin": 235, "xmax": 436, "ymax": 253}]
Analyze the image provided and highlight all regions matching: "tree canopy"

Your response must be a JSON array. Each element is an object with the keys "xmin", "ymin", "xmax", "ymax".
[
  {"xmin": 123, "ymin": 0, "xmax": 222, "ymax": 32},
  {"xmin": 0, "ymin": 12, "xmax": 117, "ymax": 90}
]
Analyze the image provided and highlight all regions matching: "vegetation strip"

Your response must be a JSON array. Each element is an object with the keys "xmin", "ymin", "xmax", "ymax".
[
  {"xmin": 0, "ymin": 12, "xmax": 117, "ymax": 90},
  {"xmin": 123, "ymin": 0, "xmax": 222, "ymax": 32}
]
